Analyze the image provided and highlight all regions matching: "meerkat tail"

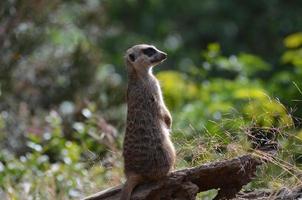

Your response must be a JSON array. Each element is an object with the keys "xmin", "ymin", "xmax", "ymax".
[{"xmin": 120, "ymin": 175, "xmax": 142, "ymax": 200}]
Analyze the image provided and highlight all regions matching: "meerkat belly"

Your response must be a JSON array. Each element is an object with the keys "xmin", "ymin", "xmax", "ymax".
[
  {"xmin": 124, "ymin": 86, "xmax": 174, "ymax": 178},
  {"xmin": 123, "ymin": 123, "xmax": 174, "ymax": 178}
]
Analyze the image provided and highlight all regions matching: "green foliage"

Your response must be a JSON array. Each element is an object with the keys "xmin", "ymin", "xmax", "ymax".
[
  {"xmin": 284, "ymin": 32, "xmax": 302, "ymax": 49},
  {"xmin": 1, "ymin": 0, "xmax": 302, "ymax": 199},
  {"xmin": 157, "ymin": 71, "xmax": 199, "ymax": 109},
  {"xmin": 0, "ymin": 108, "xmax": 122, "ymax": 199},
  {"xmin": 282, "ymin": 33, "xmax": 302, "ymax": 69},
  {"xmin": 158, "ymin": 43, "xmax": 293, "ymax": 141}
]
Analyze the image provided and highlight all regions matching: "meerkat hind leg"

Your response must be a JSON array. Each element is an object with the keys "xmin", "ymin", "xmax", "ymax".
[{"xmin": 120, "ymin": 174, "xmax": 142, "ymax": 200}]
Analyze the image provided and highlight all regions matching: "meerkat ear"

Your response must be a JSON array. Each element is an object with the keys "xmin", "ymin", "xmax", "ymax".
[{"xmin": 129, "ymin": 53, "xmax": 136, "ymax": 62}]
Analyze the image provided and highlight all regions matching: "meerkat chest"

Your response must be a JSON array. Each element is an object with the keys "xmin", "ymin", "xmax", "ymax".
[
  {"xmin": 143, "ymin": 81, "xmax": 165, "ymax": 112},
  {"xmin": 128, "ymin": 76, "xmax": 163, "ymax": 107}
]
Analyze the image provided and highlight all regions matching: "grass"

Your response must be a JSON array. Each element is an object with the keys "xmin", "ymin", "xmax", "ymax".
[{"xmin": 0, "ymin": 113, "xmax": 301, "ymax": 200}]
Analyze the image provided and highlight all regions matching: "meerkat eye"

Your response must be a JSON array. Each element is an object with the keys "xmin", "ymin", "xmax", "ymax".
[
  {"xmin": 142, "ymin": 47, "xmax": 157, "ymax": 57},
  {"xmin": 129, "ymin": 53, "xmax": 136, "ymax": 62}
]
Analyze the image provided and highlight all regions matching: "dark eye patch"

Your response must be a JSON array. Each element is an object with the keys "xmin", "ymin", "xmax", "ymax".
[
  {"xmin": 142, "ymin": 47, "xmax": 157, "ymax": 57},
  {"xmin": 129, "ymin": 53, "xmax": 135, "ymax": 62}
]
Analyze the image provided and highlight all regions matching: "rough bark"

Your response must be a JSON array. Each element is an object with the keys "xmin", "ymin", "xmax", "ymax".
[
  {"xmin": 83, "ymin": 155, "xmax": 261, "ymax": 200},
  {"xmin": 235, "ymin": 185, "xmax": 302, "ymax": 199}
]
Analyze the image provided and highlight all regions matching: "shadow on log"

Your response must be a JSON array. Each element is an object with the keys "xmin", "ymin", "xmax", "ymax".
[{"xmin": 83, "ymin": 155, "xmax": 261, "ymax": 200}]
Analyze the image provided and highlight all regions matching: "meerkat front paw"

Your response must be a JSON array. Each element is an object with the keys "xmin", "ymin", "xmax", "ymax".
[{"xmin": 163, "ymin": 113, "xmax": 172, "ymax": 129}]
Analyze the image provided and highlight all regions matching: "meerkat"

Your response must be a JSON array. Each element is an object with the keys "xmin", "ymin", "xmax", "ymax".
[{"xmin": 120, "ymin": 44, "xmax": 176, "ymax": 200}]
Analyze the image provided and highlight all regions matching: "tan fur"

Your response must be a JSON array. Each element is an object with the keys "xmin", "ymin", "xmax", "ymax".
[{"xmin": 120, "ymin": 44, "xmax": 176, "ymax": 200}]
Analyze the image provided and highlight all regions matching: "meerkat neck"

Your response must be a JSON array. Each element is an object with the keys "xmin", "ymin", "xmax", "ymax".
[
  {"xmin": 126, "ymin": 62, "xmax": 154, "ymax": 81},
  {"xmin": 137, "ymin": 67, "xmax": 153, "ymax": 78}
]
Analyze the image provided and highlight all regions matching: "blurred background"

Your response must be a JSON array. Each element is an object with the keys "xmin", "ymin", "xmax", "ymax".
[{"xmin": 0, "ymin": 0, "xmax": 302, "ymax": 199}]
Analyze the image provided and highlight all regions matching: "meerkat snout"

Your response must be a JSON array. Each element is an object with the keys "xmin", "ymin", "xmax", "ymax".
[
  {"xmin": 150, "ymin": 50, "xmax": 167, "ymax": 64},
  {"xmin": 126, "ymin": 44, "xmax": 167, "ymax": 71}
]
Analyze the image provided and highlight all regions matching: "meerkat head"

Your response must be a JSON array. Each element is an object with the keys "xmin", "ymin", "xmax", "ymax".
[{"xmin": 125, "ymin": 44, "xmax": 167, "ymax": 73}]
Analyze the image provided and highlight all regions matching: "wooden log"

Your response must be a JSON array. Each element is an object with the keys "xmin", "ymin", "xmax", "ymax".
[
  {"xmin": 83, "ymin": 155, "xmax": 261, "ymax": 200},
  {"xmin": 235, "ymin": 185, "xmax": 302, "ymax": 199}
]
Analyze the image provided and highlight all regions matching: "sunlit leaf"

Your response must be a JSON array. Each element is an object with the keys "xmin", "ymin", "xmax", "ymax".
[
  {"xmin": 234, "ymin": 88, "xmax": 267, "ymax": 100},
  {"xmin": 284, "ymin": 32, "xmax": 302, "ymax": 48},
  {"xmin": 282, "ymin": 49, "xmax": 302, "ymax": 68},
  {"xmin": 238, "ymin": 53, "xmax": 271, "ymax": 73}
]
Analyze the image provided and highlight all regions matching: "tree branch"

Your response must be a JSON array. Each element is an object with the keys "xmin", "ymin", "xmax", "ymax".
[{"xmin": 83, "ymin": 155, "xmax": 261, "ymax": 200}]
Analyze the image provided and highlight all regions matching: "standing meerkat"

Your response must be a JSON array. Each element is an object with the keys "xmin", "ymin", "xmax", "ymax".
[{"xmin": 121, "ymin": 44, "xmax": 176, "ymax": 200}]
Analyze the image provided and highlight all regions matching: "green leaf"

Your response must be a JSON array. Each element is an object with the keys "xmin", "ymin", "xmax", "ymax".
[{"xmin": 284, "ymin": 32, "xmax": 302, "ymax": 48}]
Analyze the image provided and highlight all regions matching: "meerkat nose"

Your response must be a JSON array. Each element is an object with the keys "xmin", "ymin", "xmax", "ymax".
[{"xmin": 160, "ymin": 52, "xmax": 167, "ymax": 60}]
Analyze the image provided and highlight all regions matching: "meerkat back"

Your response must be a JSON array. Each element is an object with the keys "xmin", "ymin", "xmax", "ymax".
[{"xmin": 120, "ymin": 44, "xmax": 176, "ymax": 200}]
